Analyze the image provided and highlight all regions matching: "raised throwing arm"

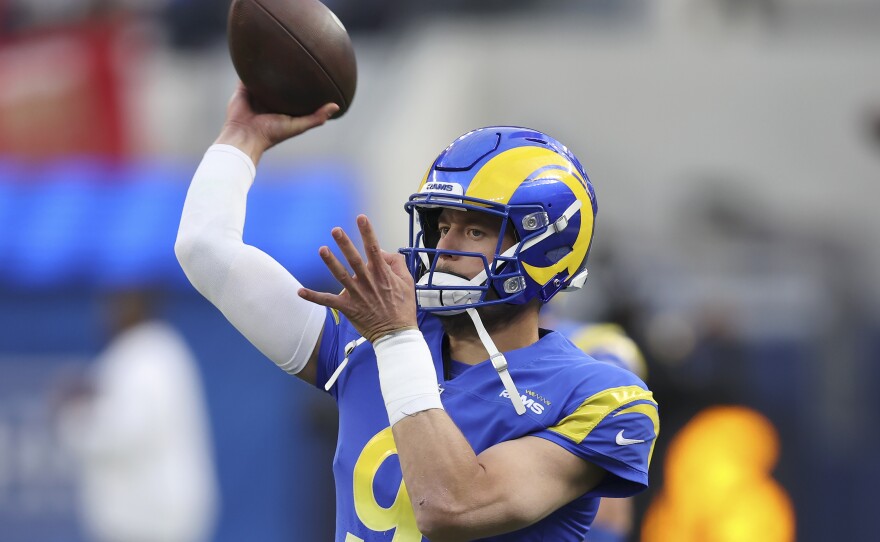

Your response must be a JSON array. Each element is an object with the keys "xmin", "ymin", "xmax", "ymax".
[{"xmin": 175, "ymin": 84, "xmax": 339, "ymax": 383}]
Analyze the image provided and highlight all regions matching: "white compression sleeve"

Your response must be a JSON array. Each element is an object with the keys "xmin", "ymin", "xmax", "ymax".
[
  {"xmin": 175, "ymin": 144, "xmax": 325, "ymax": 374},
  {"xmin": 373, "ymin": 330, "xmax": 444, "ymax": 426}
]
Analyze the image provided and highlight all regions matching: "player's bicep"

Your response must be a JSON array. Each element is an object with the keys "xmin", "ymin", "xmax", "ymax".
[
  {"xmin": 540, "ymin": 390, "xmax": 659, "ymax": 497},
  {"xmin": 476, "ymin": 436, "xmax": 606, "ymax": 527},
  {"xmin": 294, "ymin": 323, "xmax": 325, "ymax": 386}
]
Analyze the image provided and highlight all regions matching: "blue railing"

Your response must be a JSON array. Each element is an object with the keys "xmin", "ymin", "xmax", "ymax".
[{"xmin": 0, "ymin": 157, "xmax": 362, "ymax": 289}]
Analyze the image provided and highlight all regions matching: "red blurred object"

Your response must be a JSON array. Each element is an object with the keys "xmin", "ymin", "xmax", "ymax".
[{"xmin": 0, "ymin": 21, "xmax": 129, "ymax": 158}]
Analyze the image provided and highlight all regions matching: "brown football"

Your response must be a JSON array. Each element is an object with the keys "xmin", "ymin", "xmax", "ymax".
[{"xmin": 228, "ymin": 0, "xmax": 357, "ymax": 118}]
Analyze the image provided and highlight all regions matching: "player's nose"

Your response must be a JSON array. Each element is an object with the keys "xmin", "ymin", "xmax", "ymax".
[{"xmin": 436, "ymin": 231, "xmax": 462, "ymax": 254}]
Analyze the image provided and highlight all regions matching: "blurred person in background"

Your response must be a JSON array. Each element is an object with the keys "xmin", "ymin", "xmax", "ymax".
[
  {"xmin": 55, "ymin": 289, "xmax": 219, "ymax": 542},
  {"xmin": 174, "ymin": 85, "xmax": 659, "ymax": 541}
]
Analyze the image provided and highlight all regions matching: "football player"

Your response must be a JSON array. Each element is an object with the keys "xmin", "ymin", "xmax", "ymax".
[{"xmin": 176, "ymin": 84, "xmax": 659, "ymax": 541}]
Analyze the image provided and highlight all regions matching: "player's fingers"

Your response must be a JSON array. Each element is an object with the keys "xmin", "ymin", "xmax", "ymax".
[
  {"xmin": 318, "ymin": 103, "xmax": 340, "ymax": 120},
  {"xmin": 379, "ymin": 249, "xmax": 396, "ymax": 265},
  {"xmin": 383, "ymin": 251, "xmax": 410, "ymax": 280},
  {"xmin": 317, "ymin": 246, "xmax": 357, "ymax": 289},
  {"xmin": 296, "ymin": 103, "xmax": 338, "ymax": 125},
  {"xmin": 228, "ymin": 82, "xmax": 246, "ymax": 106},
  {"xmin": 380, "ymin": 249, "xmax": 402, "ymax": 269},
  {"xmin": 269, "ymin": 115, "xmax": 320, "ymax": 138},
  {"xmin": 331, "ymin": 227, "xmax": 368, "ymax": 279},
  {"xmin": 356, "ymin": 215, "xmax": 386, "ymax": 271},
  {"xmin": 283, "ymin": 103, "xmax": 335, "ymax": 127},
  {"xmin": 297, "ymin": 287, "xmax": 344, "ymax": 311},
  {"xmin": 265, "ymin": 103, "xmax": 337, "ymax": 140},
  {"xmin": 227, "ymin": 82, "xmax": 257, "ymax": 118}
]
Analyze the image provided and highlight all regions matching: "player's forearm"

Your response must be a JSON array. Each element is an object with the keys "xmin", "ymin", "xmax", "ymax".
[
  {"xmin": 391, "ymin": 411, "xmax": 529, "ymax": 541},
  {"xmin": 373, "ymin": 331, "xmax": 526, "ymax": 539},
  {"xmin": 175, "ymin": 145, "xmax": 325, "ymax": 376}
]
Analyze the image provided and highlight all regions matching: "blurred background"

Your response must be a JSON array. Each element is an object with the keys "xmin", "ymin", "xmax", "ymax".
[{"xmin": 0, "ymin": 0, "xmax": 878, "ymax": 540}]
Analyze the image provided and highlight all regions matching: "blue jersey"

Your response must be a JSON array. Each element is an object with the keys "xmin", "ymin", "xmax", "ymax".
[{"xmin": 315, "ymin": 310, "xmax": 659, "ymax": 542}]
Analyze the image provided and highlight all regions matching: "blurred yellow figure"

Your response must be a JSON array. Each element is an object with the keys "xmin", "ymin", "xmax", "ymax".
[
  {"xmin": 547, "ymin": 319, "xmax": 650, "ymax": 542},
  {"xmin": 641, "ymin": 406, "xmax": 795, "ymax": 542},
  {"xmin": 569, "ymin": 323, "xmax": 648, "ymax": 381}
]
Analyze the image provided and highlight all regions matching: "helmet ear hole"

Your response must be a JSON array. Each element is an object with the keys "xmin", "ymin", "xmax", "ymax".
[
  {"xmin": 545, "ymin": 246, "xmax": 573, "ymax": 264},
  {"xmin": 419, "ymin": 208, "xmax": 442, "ymax": 249}
]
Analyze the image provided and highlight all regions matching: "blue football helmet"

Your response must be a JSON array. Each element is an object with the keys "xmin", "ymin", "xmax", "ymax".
[{"xmin": 401, "ymin": 126, "xmax": 598, "ymax": 314}]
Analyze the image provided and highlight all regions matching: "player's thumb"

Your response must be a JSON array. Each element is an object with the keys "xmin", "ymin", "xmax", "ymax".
[{"xmin": 271, "ymin": 103, "xmax": 338, "ymax": 140}]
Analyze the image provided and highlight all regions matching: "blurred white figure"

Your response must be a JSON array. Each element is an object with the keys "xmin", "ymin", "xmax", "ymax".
[{"xmin": 57, "ymin": 291, "xmax": 218, "ymax": 542}]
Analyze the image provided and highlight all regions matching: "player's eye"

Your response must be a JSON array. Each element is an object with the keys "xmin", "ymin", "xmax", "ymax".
[
  {"xmin": 438, "ymin": 226, "xmax": 450, "ymax": 237},
  {"xmin": 468, "ymin": 228, "xmax": 485, "ymax": 240}
]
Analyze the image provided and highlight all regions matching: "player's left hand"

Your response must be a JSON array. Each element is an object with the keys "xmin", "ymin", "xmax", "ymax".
[{"xmin": 298, "ymin": 214, "xmax": 418, "ymax": 343}]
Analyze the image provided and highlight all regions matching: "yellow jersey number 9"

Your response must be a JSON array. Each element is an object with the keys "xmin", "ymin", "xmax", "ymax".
[{"xmin": 347, "ymin": 427, "xmax": 422, "ymax": 541}]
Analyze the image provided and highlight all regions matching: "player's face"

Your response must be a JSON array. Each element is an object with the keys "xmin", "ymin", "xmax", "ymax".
[{"xmin": 434, "ymin": 208, "xmax": 516, "ymax": 281}]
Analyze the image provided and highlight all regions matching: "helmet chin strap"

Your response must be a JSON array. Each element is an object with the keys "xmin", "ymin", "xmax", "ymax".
[
  {"xmin": 415, "ymin": 273, "xmax": 527, "ymax": 415},
  {"xmin": 413, "ymin": 196, "xmax": 583, "ymax": 415},
  {"xmin": 466, "ymin": 308, "xmax": 527, "ymax": 415},
  {"xmin": 329, "ymin": 226, "xmax": 566, "ymax": 399}
]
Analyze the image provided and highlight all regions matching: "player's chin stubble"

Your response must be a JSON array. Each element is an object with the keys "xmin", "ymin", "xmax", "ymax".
[
  {"xmin": 429, "ymin": 264, "xmax": 536, "ymax": 338},
  {"xmin": 437, "ymin": 299, "xmax": 538, "ymax": 339}
]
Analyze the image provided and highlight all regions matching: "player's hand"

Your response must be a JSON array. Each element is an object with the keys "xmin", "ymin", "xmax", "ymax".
[
  {"xmin": 298, "ymin": 214, "xmax": 418, "ymax": 343},
  {"xmin": 215, "ymin": 82, "xmax": 339, "ymax": 165}
]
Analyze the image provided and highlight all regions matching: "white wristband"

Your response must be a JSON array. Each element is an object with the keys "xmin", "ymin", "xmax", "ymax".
[{"xmin": 374, "ymin": 329, "xmax": 444, "ymax": 426}]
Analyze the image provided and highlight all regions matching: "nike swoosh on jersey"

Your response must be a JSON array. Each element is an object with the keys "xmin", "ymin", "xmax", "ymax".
[{"xmin": 615, "ymin": 430, "xmax": 645, "ymax": 445}]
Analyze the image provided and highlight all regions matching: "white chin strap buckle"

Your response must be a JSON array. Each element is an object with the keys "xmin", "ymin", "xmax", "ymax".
[
  {"xmin": 563, "ymin": 267, "xmax": 589, "ymax": 291},
  {"xmin": 467, "ymin": 309, "xmax": 526, "ymax": 415}
]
